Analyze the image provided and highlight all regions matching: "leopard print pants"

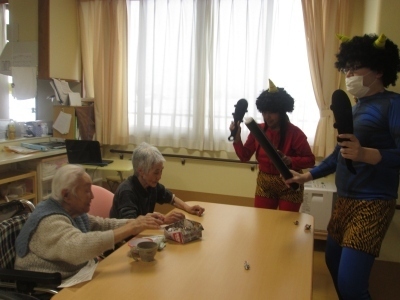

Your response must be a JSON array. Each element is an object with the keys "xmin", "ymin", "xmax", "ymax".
[
  {"xmin": 328, "ymin": 196, "xmax": 396, "ymax": 257},
  {"xmin": 255, "ymin": 170, "xmax": 304, "ymax": 203}
]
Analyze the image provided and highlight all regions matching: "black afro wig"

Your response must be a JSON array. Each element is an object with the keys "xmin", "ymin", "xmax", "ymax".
[
  {"xmin": 255, "ymin": 87, "xmax": 294, "ymax": 113},
  {"xmin": 335, "ymin": 34, "xmax": 400, "ymax": 87}
]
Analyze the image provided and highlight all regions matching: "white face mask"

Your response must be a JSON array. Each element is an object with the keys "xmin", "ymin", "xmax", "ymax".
[{"xmin": 345, "ymin": 72, "xmax": 374, "ymax": 98}]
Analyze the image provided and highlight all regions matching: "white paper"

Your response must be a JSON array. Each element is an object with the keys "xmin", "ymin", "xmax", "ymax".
[
  {"xmin": 11, "ymin": 66, "xmax": 37, "ymax": 100},
  {"xmin": 53, "ymin": 111, "xmax": 72, "ymax": 134},
  {"xmin": 68, "ymin": 92, "xmax": 82, "ymax": 106},
  {"xmin": 52, "ymin": 78, "xmax": 72, "ymax": 104},
  {"xmin": 58, "ymin": 259, "xmax": 98, "ymax": 288},
  {"xmin": 50, "ymin": 81, "xmax": 61, "ymax": 103}
]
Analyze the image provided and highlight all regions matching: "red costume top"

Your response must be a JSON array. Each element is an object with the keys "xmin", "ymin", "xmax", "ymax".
[{"xmin": 233, "ymin": 122, "xmax": 315, "ymax": 174}]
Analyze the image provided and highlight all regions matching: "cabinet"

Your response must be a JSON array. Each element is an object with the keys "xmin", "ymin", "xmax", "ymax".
[
  {"xmin": 300, "ymin": 182, "xmax": 337, "ymax": 240},
  {"xmin": 36, "ymin": 155, "xmax": 69, "ymax": 201},
  {"xmin": 0, "ymin": 170, "xmax": 37, "ymax": 205},
  {"xmin": 19, "ymin": 154, "xmax": 68, "ymax": 202},
  {"xmin": 38, "ymin": 0, "xmax": 81, "ymax": 81},
  {"xmin": 53, "ymin": 106, "xmax": 78, "ymax": 140},
  {"xmin": 20, "ymin": 154, "xmax": 103, "ymax": 202}
]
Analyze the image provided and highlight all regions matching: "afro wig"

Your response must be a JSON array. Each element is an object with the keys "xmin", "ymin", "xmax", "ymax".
[
  {"xmin": 335, "ymin": 34, "xmax": 400, "ymax": 87},
  {"xmin": 255, "ymin": 87, "xmax": 295, "ymax": 114}
]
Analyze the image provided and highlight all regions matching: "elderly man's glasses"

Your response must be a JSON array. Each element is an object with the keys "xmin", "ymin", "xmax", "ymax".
[{"xmin": 340, "ymin": 65, "xmax": 365, "ymax": 74}]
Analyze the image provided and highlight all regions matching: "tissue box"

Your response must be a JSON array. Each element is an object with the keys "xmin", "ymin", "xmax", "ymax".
[{"xmin": 164, "ymin": 219, "xmax": 204, "ymax": 244}]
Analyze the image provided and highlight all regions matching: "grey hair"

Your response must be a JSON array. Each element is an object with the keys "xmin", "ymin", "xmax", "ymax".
[
  {"xmin": 131, "ymin": 142, "xmax": 165, "ymax": 175},
  {"xmin": 51, "ymin": 164, "xmax": 86, "ymax": 203}
]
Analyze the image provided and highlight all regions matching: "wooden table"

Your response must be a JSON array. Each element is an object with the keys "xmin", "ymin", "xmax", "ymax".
[{"xmin": 52, "ymin": 202, "xmax": 314, "ymax": 300}]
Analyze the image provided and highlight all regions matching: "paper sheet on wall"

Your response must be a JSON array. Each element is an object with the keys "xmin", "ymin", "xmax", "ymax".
[
  {"xmin": 58, "ymin": 259, "xmax": 98, "ymax": 288},
  {"xmin": 50, "ymin": 81, "xmax": 61, "ymax": 103},
  {"xmin": 68, "ymin": 92, "xmax": 82, "ymax": 106},
  {"xmin": 53, "ymin": 111, "xmax": 72, "ymax": 134},
  {"xmin": 52, "ymin": 78, "xmax": 72, "ymax": 104},
  {"xmin": 11, "ymin": 66, "xmax": 37, "ymax": 100}
]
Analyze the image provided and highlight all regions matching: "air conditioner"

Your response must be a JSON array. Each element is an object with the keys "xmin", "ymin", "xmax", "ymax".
[{"xmin": 0, "ymin": 41, "xmax": 38, "ymax": 76}]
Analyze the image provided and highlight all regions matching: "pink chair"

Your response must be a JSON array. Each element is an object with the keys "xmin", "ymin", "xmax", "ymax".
[{"xmin": 89, "ymin": 185, "xmax": 114, "ymax": 218}]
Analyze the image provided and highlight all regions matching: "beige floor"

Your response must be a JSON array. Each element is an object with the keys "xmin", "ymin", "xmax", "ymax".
[
  {"xmin": 312, "ymin": 240, "xmax": 337, "ymax": 300},
  {"xmin": 312, "ymin": 210, "xmax": 400, "ymax": 300}
]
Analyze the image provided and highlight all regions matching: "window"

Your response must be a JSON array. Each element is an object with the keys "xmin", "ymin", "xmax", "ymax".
[
  {"xmin": 1, "ymin": 4, "xmax": 36, "ymax": 122},
  {"xmin": 127, "ymin": 0, "xmax": 318, "ymax": 151}
]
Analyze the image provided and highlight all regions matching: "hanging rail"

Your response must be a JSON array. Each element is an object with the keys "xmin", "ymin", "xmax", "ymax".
[{"xmin": 109, "ymin": 149, "xmax": 258, "ymax": 171}]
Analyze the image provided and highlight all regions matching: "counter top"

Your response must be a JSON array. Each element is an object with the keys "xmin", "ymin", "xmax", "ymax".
[
  {"xmin": 0, "ymin": 149, "xmax": 66, "ymax": 166},
  {"xmin": 0, "ymin": 137, "xmax": 66, "ymax": 166}
]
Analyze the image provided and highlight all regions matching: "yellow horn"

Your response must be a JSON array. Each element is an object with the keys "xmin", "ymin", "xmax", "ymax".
[
  {"xmin": 336, "ymin": 34, "xmax": 351, "ymax": 43},
  {"xmin": 374, "ymin": 34, "xmax": 387, "ymax": 49},
  {"xmin": 268, "ymin": 79, "xmax": 278, "ymax": 93}
]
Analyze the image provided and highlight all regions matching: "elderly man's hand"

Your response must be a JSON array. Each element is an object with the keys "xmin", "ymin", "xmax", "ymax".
[{"xmin": 187, "ymin": 205, "xmax": 205, "ymax": 216}]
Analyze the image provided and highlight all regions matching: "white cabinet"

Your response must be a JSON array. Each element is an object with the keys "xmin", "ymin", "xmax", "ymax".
[
  {"xmin": 37, "ymin": 154, "xmax": 69, "ymax": 201},
  {"xmin": 300, "ymin": 182, "xmax": 337, "ymax": 240},
  {"xmin": 20, "ymin": 154, "xmax": 68, "ymax": 202},
  {"xmin": 15, "ymin": 153, "xmax": 103, "ymax": 203}
]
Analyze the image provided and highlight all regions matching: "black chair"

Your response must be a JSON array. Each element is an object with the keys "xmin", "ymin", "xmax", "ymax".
[{"xmin": 0, "ymin": 201, "xmax": 61, "ymax": 299}]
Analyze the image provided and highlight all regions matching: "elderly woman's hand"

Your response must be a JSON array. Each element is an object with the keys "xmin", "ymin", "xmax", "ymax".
[
  {"xmin": 128, "ymin": 214, "xmax": 163, "ymax": 231},
  {"xmin": 115, "ymin": 215, "xmax": 164, "ymax": 243},
  {"xmin": 140, "ymin": 212, "xmax": 165, "ymax": 223},
  {"xmin": 164, "ymin": 211, "xmax": 185, "ymax": 225}
]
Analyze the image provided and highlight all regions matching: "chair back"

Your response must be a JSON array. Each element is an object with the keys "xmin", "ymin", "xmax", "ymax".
[
  {"xmin": 89, "ymin": 185, "xmax": 114, "ymax": 218},
  {"xmin": 0, "ymin": 214, "xmax": 29, "ymax": 269}
]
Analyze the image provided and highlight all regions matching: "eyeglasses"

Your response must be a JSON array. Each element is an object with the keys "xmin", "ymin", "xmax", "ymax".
[{"xmin": 340, "ymin": 65, "xmax": 365, "ymax": 75}]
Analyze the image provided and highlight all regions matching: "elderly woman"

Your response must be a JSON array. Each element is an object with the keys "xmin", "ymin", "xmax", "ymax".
[
  {"xmin": 14, "ymin": 164, "xmax": 162, "ymax": 279},
  {"xmin": 110, "ymin": 142, "xmax": 205, "ymax": 224}
]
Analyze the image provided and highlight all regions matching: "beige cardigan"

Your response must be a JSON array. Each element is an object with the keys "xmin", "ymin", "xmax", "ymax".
[{"xmin": 14, "ymin": 214, "xmax": 127, "ymax": 279}]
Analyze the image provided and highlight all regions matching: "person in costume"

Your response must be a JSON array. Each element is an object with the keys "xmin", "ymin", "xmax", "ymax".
[
  {"xmin": 285, "ymin": 33, "xmax": 400, "ymax": 299},
  {"xmin": 14, "ymin": 164, "xmax": 163, "ymax": 279},
  {"xmin": 229, "ymin": 80, "xmax": 315, "ymax": 211},
  {"xmin": 110, "ymin": 142, "xmax": 205, "ymax": 223}
]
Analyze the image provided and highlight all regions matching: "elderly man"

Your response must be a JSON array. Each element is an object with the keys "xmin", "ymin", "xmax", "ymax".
[{"xmin": 110, "ymin": 142, "xmax": 205, "ymax": 224}]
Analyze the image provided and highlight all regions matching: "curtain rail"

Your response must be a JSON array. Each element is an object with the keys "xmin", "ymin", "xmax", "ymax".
[{"xmin": 109, "ymin": 149, "xmax": 258, "ymax": 170}]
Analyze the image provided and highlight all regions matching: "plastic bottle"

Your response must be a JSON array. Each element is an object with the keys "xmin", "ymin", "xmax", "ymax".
[
  {"xmin": 41, "ymin": 123, "xmax": 48, "ymax": 136},
  {"xmin": 7, "ymin": 119, "xmax": 16, "ymax": 140}
]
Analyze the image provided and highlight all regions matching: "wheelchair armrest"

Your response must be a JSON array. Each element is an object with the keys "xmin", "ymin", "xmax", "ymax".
[{"xmin": 0, "ymin": 268, "xmax": 61, "ymax": 286}]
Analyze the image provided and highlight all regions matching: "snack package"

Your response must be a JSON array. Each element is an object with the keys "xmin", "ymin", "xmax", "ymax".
[{"xmin": 164, "ymin": 219, "xmax": 204, "ymax": 244}]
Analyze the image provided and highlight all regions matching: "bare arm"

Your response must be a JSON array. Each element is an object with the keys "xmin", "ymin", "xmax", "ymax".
[
  {"xmin": 284, "ymin": 170, "xmax": 313, "ymax": 187},
  {"xmin": 172, "ymin": 196, "xmax": 205, "ymax": 216}
]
